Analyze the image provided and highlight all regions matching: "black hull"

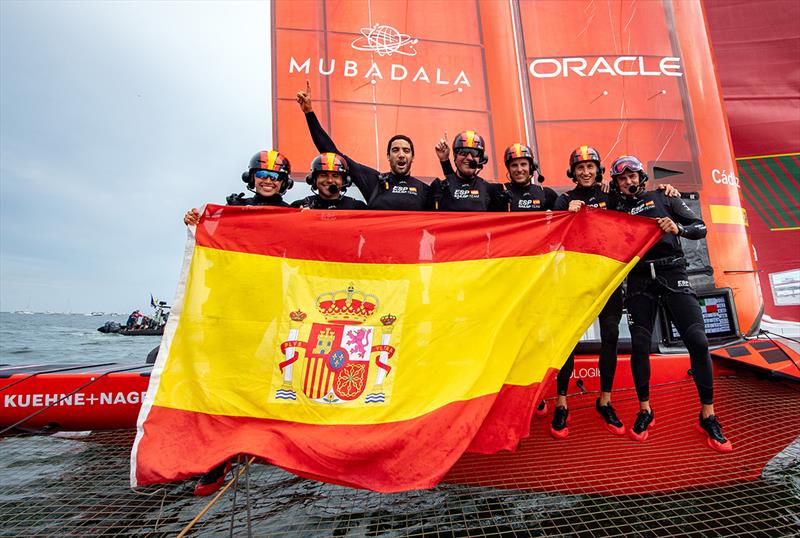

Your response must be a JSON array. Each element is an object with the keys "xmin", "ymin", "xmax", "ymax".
[{"xmin": 118, "ymin": 328, "xmax": 163, "ymax": 336}]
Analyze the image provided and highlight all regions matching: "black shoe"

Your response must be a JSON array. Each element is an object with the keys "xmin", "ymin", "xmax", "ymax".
[
  {"xmin": 596, "ymin": 398, "xmax": 626, "ymax": 436},
  {"xmin": 194, "ymin": 462, "xmax": 231, "ymax": 496},
  {"xmin": 536, "ymin": 399, "xmax": 548, "ymax": 418},
  {"xmin": 696, "ymin": 413, "xmax": 733, "ymax": 453},
  {"xmin": 629, "ymin": 409, "xmax": 655, "ymax": 442},
  {"xmin": 550, "ymin": 406, "xmax": 569, "ymax": 439}
]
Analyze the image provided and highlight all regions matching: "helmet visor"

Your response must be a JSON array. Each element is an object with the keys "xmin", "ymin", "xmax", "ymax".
[{"xmin": 611, "ymin": 157, "xmax": 644, "ymax": 176}]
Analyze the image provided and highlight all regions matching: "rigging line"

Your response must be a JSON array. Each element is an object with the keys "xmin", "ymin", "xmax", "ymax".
[
  {"xmin": 0, "ymin": 362, "xmax": 120, "ymax": 393},
  {"xmin": 759, "ymin": 330, "xmax": 800, "ymax": 372},
  {"xmin": 0, "ymin": 365, "xmax": 145, "ymax": 435},
  {"xmin": 177, "ymin": 456, "xmax": 256, "ymax": 538}
]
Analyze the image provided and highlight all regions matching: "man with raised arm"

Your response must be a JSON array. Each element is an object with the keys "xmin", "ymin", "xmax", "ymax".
[{"xmin": 296, "ymin": 82, "xmax": 433, "ymax": 211}]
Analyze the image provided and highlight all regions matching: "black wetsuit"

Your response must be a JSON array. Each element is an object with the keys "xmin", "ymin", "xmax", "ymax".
[
  {"xmin": 554, "ymin": 183, "xmax": 622, "ymax": 396},
  {"xmin": 553, "ymin": 183, "xmax": 615, "ymax": 211},
  {"xmin": 615, "ymin": 189, "xmax": 714, "ymax": 405},
  {"xmin": 435, "ymin": 159, "xmax": 505, "ymax": 211},
  {"xmin": 226, "ymin": 192, "xmax": 289, "ymax": 207},
  {"xmin": 304, "ymin": 112, "xmax": 433, "ymax": 210},
  {"xmin": 502, "ymin": 182, "xmax": 558, "ymax": 212},
  {"xmin": 290, "ymin": 194, "xmax": 367, "ymax": 210}
]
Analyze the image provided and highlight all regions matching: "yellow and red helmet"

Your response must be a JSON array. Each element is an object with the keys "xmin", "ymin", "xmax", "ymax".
[
  {"xmin": 242, "ymin": 150, "xmax": 293, "ymax": 193},
  {"xmin": 453, "ymin": 130, "xmax": 486, "ymax": 154},
  {"xmin": 306, "ymin": 152, "xmax": 351, "ymax": 189},
  {"xmin": 566, "ymin": 145, "xmax": 604, "ymax": 181},
  {"xmin": 503, "ymin": 143, "xmax": 538, "ymax": 169}
]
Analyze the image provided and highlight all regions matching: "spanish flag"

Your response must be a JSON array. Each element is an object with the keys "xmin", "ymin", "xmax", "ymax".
[{"xmin": 131, "ymin": 206, "xmax": 661, "ymax": 492}]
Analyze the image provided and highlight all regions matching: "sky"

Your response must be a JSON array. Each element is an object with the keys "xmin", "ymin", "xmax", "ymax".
[{"xmin": 1, "ymin": 1, "xmax": 312, "ymax": 314}]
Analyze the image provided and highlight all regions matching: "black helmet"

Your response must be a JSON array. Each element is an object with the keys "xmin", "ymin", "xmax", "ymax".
[
  {"xmin": 566, "ymin": 145, "xmax": 604, "ymax": 182},
  {"xmin": 306, "ymin": 152, "xmax": 351, "ymax": 190},
  {"xmin": 609, "ymin": 155, "xmax": 648, "ymax": 195},
  {"xmin": 241, "ymin": 150, "xmax": 293, "ymax": 194}
]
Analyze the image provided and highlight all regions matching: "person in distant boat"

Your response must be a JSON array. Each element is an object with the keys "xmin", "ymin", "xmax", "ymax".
[
  {"xmin": 183, "ymin": 150, "xmax": 292, "ymax": 225},
  {"xmin": 433, "ymin": 130, "xmax": 505, "ymax": 211},
  {"xmin": 126, "ymin": 310, "xmax": 141, "ymax": 330},
  {"xmin": 291, "ymin": 153, "xmax": 367, "ymax": 210},
  {"xmin": 296, "ymin": 80, "xmax": 434, "ymax": 211},
  {"xmin": 498, "ymin": 143, "xmax": 556, "ymax": 212},
  {"xmin": 610, "ymin": 155, "xmax": 732, "ymax": 452}
]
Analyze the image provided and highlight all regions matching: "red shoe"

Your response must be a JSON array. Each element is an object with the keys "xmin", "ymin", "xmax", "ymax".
[
  {"xmin": 628, "ymin": 409, "xmax": 655, "ymax": 442},
  {"xmin": 550, "ymin": 406, "xmax": 569, "ymax": 439},
  {"xmin": 696, "ymin": 414, "xmax": 733, "ymax": 453},
  {"xmin": 535, "ymin": 400, "xmax": 548, "ymax": 418},
  {"xmin": 193, "ymin": 462, "xmax": 232, "ymax": 496}
]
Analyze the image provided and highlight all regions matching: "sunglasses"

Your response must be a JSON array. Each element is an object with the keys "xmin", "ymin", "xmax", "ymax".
[
  {"xmin": 253, "ymin": 170, "xmax": 282, "ymax": 181},
  {"xmin": 455, "ymin": 148, "xmax": 483, "ymax": 158}
]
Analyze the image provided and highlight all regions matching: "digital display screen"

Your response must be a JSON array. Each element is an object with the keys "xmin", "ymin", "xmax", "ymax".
[{"xmin": 664, "ymin": 289, "xmax": 738, "ymax": 342}]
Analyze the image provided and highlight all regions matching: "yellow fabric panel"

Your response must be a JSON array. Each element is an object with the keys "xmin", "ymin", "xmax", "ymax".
[
  {"xmin": 709, "ymin": 204, "xmax": 747, "ymax": 226},
  {"xmin": 153, "ymin": 246, "xmax": 633, "ymax": 425}
]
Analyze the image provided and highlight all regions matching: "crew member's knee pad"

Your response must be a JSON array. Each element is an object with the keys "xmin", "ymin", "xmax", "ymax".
[{"xmin": 682, "ymin": 322, "xmax": 708, "ymax": 354}]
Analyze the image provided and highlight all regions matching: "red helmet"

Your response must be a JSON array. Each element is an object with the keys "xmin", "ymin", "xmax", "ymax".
[
  {"xmin": 242, "ymin": 150, "xmax": 293, "ymax": 193},
  {"xmin": 566, "ymin": 145, "xmax": 604, "ymax": 181},
  {"xmin": 306, "ymin": 152, "xmax": 352, "ymax": 189}
]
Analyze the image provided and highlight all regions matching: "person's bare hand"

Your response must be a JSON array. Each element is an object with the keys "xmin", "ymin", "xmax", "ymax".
[
  {"xmin": 658, "ymin": 183, "xmax": 680, "ymax": 197},
  {"xmin": 599, "ymin": 180, "xmax": 611, "ymax": 193},
  {"xmin": 296, "ymin": 80, "xmax": 313, "ymax": 113},
  {"xmin": 568, "ymin": 200, "xmax": 585, "ymax": 213},
  {"xmin": 184, "ymin": 208, "xmax": 201, "ymax": 226},
  {"xmin": 656, "ymin": 216, "xmax": 679, "ymax": 235},
  {"xmin": 435, "ymin": 131, "xmax": 450, "ymax": 161}
]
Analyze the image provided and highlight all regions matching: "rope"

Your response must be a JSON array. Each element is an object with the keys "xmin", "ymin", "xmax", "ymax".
[
  {"xmin": 177, "ymin": 456, "xmax": 256, "ymax": 538},
  {"xmin": 758, "ymin": 331, "xmax": 800, "ymax": 373}
]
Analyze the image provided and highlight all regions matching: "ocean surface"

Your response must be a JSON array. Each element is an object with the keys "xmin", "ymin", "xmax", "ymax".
[{"xmin": 0, "ymin": 312, "xmax": 160, "ymax": 368}]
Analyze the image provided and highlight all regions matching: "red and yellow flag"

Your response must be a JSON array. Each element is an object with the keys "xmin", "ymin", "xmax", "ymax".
[{"xmin": 131, "ymin": 206, "xmax": 661, "ymax": 492}]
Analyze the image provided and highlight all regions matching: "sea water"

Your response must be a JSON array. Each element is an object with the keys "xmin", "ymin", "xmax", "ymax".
[{"xmin": 0, "ymin": 312, "xmax": 159, "ymax": 367}]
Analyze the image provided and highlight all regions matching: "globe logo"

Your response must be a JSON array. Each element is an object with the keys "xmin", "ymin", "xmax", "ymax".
[{"xmin": 351, "ymin": 24, "xmax": 418, "ymax": 57}]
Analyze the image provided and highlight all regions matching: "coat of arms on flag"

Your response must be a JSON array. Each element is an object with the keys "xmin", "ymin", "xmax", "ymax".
[{"xmin": 275, "ymin": 284, "xmax": 397, "ymax": 405}]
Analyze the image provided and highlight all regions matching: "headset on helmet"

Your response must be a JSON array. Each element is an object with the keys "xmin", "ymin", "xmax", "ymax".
[
  {"xmin": 503, "ymin": 143, "xmax": 546, "ymax": 183},
  {"xmin": 241, "ymin": 150, "xmax": 293, "ymax": 194},
  {"xmin": 305, "ymin": 152, "xmax": 351, "ymax": 191},
  {"xmin": 609, "ymin": 155, "xmax": 648, "ymax": 195},
  {"xmin": 566, "ymin": 145, "xmax": 604, "ymax": 182},
  {"xmin": 453, "ymin": 130, "xmax": 489, "ymax": 167}
]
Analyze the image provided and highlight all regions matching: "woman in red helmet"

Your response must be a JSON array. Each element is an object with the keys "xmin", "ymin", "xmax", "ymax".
[{"xmin": 183, "ymin": 150, "xmax": 292, "ymax": 225}]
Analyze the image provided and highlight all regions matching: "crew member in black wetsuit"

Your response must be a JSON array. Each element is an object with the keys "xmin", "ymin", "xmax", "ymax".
[
  {"xmin": 183, "ymin": 150, "xmax": 292, "ymax": 225},
  {"xmin": 182, "ymin": 149, "xmax": 292, "ymax": 496},
  {"xmin": 433, "ymin": 130, "xmax": 504, "ymax": 211},
  {"xmin": 549, "ymin": 145, "xmax": 625, "ymax": 439},
  {"xmin": 501, "ymin": 143, "xmax": 556, "ymax": 212},
  {"xmin": 610, "ymin": 155, "xmax": 732, "ymax": 452},
  {"xmin": 295, "ymin": 81, "xmax": 432, "ymax": 210},
  {"xmin": 291, "ymin": 152, "xmax": 367, "ymax": 210}
]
